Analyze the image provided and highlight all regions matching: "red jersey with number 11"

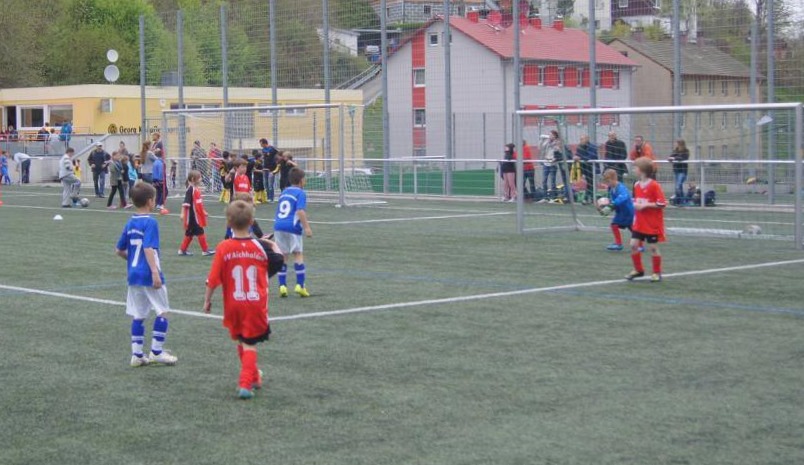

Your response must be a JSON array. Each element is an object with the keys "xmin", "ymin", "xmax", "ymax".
[
  {"xmin": 234, "ymin": 173, "xmax": 252, "ymax": 194},
  {"xmin": 207, "ymin": 238, "xmax": 271, "ymax": 341},
  {"xmin": 633, "ymin": 179, "xmax": 667, "ymax": 241}
]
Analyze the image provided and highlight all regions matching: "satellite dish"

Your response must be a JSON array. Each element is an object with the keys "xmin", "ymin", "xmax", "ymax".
[
  {"xmin": 104, "ymin": 65, "xmax": 120, "ymax": 83},
  {"xmin": 106, "ymin": 49, "xmax": 119, "ymax": 63}
]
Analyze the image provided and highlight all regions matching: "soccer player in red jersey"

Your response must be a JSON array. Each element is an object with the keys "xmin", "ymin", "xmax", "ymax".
[
  {"xmin": 627, "ymin": 157, "xmax": 667, "ymax": 282},
  {"xmin": 203, "ymin": 200, "xmax": 284, "ymax": 399},
  {"xmin": 232, "ymin": 159, "xmax": 252, "ymax": 196}
]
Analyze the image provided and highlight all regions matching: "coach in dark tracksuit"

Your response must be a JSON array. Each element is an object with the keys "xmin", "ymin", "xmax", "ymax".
[
  {"xmin": 88, "ymin": 143, "xmax": 110, "ymax": 198},
  {"xmin": 604, "ymin": 132, "xmax": 628, "ymax": 182}
]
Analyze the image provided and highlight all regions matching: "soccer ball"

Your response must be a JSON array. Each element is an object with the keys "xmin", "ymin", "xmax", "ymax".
[
  {"xmin": 79, "ymin": 198, "xmax": 90, "ymax": 208},
  {"xmin": 596, "ymin": 197, "xmax": 611, "ymax": 208}
]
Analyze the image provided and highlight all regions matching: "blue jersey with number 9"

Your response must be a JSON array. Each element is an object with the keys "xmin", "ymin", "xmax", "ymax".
[
  {"xmin": 116, "ymin": 215, "xmax": 165, "ymax": 287},
  {"xmin": 274, "ymin": 186, "xmax": 307, "ymax": 235}
]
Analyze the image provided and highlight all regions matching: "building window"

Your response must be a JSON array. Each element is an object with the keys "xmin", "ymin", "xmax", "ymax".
[
  {"xmin": 708, "ymin": 79, "xmax": 715, "ymax": 95},
  {"xmin": 619, "ymin": 0, "xmax": 628, "ymax": 7},
  {"xmin": 680, "ymin": 113, "xmax": 686, "ymax": 128},
  {"xmin": 681, "ymin": 80, "xmax": 687, "ymax": 96},
  {"xmin": 734, "ymin": 113, "xmax": 741, "ymax": 128},
  {"xmin": 721, "ymin": 80, "xmax": 728, "ymax": 96},
  {"xmin": 413, "ymin": 69, "xmax": 425, "ymax": 87},
  {"xmin": 284, "ymin": 108, "xmax": 307, "ymax": 117},
  {"xmin": 423, "ymin": 5, "xmax": 432, "ymax": 15},
  {"xmin": 413, "ymin": 109, "xmax": 426, "ymax": 127},
  {"xmin": 429, "ymin": 33, "xmax": 439, "ymax": 46},
  {"xmin": 654, "ymin": 0, "xmax": 662, "ymax": 8},
  {"xmin": 708, "ymin": 112, "xmax": 715, "ymax": 128},
  {"xmin": 735, "ymin": 81, "xmax": 741, "ymax": 96},
  {"xmin": 538, "ymin": 66, "xmax": 546, "ymax": 86},
  {"xmin": 557, "ymin": 67, "xmax": 565, "ymax": 87},
  {"xmin": 594, "ymin": 70, "xmax": 602, "ymax": 88},
  {"xmin": 612, "ymin": 70, "xmax": 620, "ymax": 89},
  {"xmin": 695, "ymin": 78, "xmax": 702, "ymax": 95},
  {"xmin": 721, "ymin": 145, "xmax": 728, "ymax": 158},
  {"xmin": 49, "ymin": 105, "xmax": 74, "ymax": 127},
  {"xmin": 577, "ymin": 68, "xmax": 584, "ymax": 87},
  {"xmin": 721, "ymin": 112, "xmax": 727, "ymax": 129},
  {"xmin": 19, "ymin": 106, "xmax": 45, "ymax": 129},
  {"xmin": 386, "ymin": 7, "xmax": 391, "ymax": 18},
  {"xmin": 708, "ymin": 145, "xmax": 715, "ymax": 159}
]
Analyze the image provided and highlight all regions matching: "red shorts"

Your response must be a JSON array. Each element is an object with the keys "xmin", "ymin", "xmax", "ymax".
[{"xmin": 223, "ymin": 307, "xmax": 271, "ymax": 345}]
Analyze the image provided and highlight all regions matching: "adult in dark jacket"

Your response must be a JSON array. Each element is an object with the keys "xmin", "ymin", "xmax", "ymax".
[
  {"xmin": 88, "ymin": 143, "xmax": 111, "ymax": 198},
  {"xmin": 604, "ymin": 132, "xmax": 627, "ymax": 181},
  {"xmin": 668, "ymin": 139, "xmax": 690, "ymax": 205},
  {"xmin": 574, "ymin": 135, "xmax": 598, "ymax": 202}
]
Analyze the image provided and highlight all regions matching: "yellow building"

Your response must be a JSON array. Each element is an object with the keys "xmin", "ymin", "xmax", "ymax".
[{"xmin": 0, "ymin": 84, "xmax": 365, "ymax": 161}]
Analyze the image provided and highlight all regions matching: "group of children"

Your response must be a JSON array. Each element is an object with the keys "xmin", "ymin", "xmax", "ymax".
[
  {"xmin": 217, "ymin": 150, "xmax": 296, "ymax": 205},
  {"xmin": 598, "ymin": 157, "xmax": 666, "ymax": 282},
  {"xmin": 117, "ymin": 153, "xmax": 313, "ymax": 400}
]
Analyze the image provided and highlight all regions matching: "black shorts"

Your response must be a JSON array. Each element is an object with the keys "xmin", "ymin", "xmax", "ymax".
[
  {"xmin": 239, "ymin": 325, "xmax": 271, "ymax": 346},
  {"xmin": 185, "ymin": 224, "xmax": 205, "ymax": 237},
  {"xmin": 632, "ymin": 231, "xmax": 659, "ymax": 244}
]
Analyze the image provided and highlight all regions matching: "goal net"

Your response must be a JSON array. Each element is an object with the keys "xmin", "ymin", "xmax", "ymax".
[
  {"xmin": 515, "ymin": 103, "xmax": 803, "ymax": 247},
  {"xmin": 161, "ymin": 103, "xmax": 385, "ymax": 207}
]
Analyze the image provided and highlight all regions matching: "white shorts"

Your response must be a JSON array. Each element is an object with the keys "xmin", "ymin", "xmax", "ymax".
[
  {"xmin": 126, "ymin": 286, "xmax": 170, "ymax": 319},
  {"xmin": 274, "ymin": 231, "xmax": 303, "ymax": 254}
]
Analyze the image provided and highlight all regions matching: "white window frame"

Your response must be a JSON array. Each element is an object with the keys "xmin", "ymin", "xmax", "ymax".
[
  {"xmin": 538, "ymin": 66, "xmax": 545, "ymax": 86},
  {"xmin": 612, "ymin": 70, "xmax": 620, "ymax": 89},
  {"xmin": 721, "ymin": 80, "xmax": 728, "ymax": 96},
  {"xmin": 721, "ymin": 145, "xmax": 728, "ymax": 158},
  {"xmin": 413, "ymin": 69, "xmax": 426, "ymax": 87},
  {"xmin": 284, "ymin": 108, "xmax": 307, "ymax": 117},
  {"xmin": 576, "ymin": 68, "xmax": 584, "ymax": 87},
  {"xmin": 734, "ymin": 113, "xmax": 741, "ymax": 128},
  {"xmin": 708, "ymin": 112, "xmax": 715, "ymax": 128},
  {"xmin": 735, "ymin": 81, "xmax": 741, "ymax": 96},
  {"xmin": 721, "ymin": 112, "xmax": 727, "ymax": 129},
  {"xmin": 413, "ymin": 109, "xmax": 426, "ymax": 128},
  {"xmin": 708, "ymin": 79, "xmax": 715, "ymax": 95},
  {"xmin": 429, "ymin": 33, "xmax": 439, "ymax": 46},
  {"xmin": 708, "ymin": 145, "xmax": 715, "ymax": 159},
  {"xmin": 557, "ymin": 67, "xmax": 565, "ymax": 87},
  {"xmin": 47, "ymin": 104, "xmax": 74, "ymax": 127},
  {"xmin": 17, "ymin": 104, "xmax": 75, "ymax": 131},
  {"xmin": 695, "ymin": 78, "xmax": 702, "ymax": 95},
  {"xmin": 680, "ymin": 79, "xmax": 687, "ymax": 96}
]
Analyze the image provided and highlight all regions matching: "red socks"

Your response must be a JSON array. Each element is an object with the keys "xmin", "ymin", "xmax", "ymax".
[
  {"xmin": 610, "ymin": 225, "xmax": 622, "ymax": 245},
  {"xmin": 652, "ymin": 255, "xmax": 662, "ymax": 274},
  {"xmin": 239, "ymin": 349, "xmax": 258, "ymax": 390},
  {"xmin": 631, "ymin": 252, "xmax": 644, "ymax": 273},
  {"xmin": 198, "ymin": 234, "xmax": 209, "ymax": 252},
  {"xmin": 180, "ymin": 236, "xmax": 192, "ymax": 252}
]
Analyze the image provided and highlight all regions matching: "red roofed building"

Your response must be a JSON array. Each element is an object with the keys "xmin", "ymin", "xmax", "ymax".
[{"xmin": 386, "ymin": 15, "xmax": 638, "ymax": 159}]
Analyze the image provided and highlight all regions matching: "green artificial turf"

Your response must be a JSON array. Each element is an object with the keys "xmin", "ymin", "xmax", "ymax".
[{"xmin": 0, "ymin": 185, "xmax": 803, "ymax": 465}]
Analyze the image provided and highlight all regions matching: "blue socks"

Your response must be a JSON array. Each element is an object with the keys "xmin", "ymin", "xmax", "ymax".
[
  {"xmin": 294, "ymin": 263, "xmax": 306, "ymax": 288},
  {"xmin": 278, "ymin": 264, "xmax": 287, "ymax": 286},
  {"xmin": 131, "ymin": 319, "xmax": 145, "ymax": 358},
  {"xmin": 151, "ymin": 317, "xmax": 169, "ymax": 355}
]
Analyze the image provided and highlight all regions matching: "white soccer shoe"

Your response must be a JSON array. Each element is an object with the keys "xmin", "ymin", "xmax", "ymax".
[
  {"xmin": 148, "ymin": 351, "xmax": 178, "ymax": 365},
  {"xmin": 130, "ymin": 355, "xmax": 150, "ymax": 367}
]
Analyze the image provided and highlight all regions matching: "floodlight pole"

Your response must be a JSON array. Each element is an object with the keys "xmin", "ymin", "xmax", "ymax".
[
  {"xmin": 794, "ymin": 104, "xmax": 803, "ymax": 249},
  {"xmin": 514, "ymin": 0, "xmax": 524, "ymax": 232},
  {"xmin": 672, "ymin": 0, "xmax": 682, "ymax": 141},
  {"xmin": 139, "ymin": 15, "xmax": 147, "ymax": 144},
  {"xmin": 323, "ymin": 0, "xmax": 332, "ymax": 191},
  {"xmin": 380, "ymin": 0, "xmax": 390, "ymax": 193},
  {"xmin": 443, "ymin": 1, "xmax": 453, "ymax": 195},
  {"xmin": 177, "ymin": 10, "xmax": 186, "ymax": 159}
]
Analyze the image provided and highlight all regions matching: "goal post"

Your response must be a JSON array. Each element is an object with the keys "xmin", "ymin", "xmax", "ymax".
[
  {"xmin": 515, "ymin": 102, "xmax": 804, "ymax": 249},
  {"xmin": 160, "ymin": 103, "xmax": 385, "ymax": 207}
]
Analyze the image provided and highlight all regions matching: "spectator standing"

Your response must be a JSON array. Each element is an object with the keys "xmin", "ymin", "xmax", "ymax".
[
  {"xmin": 604, "ymin": 132, "xmax": 628, "ymax": 181},
  {"xmin": 59, "ymin": 148, "xmax": 81, "ymax": 208},
  {"xmin": 118, "ymin": 141, "xmax": 130, "ymax": 158},
  {"xmin": 668, "ymin": 139, "xmax": 690, "ymax": 206},
  {"xmin": 140, "ymin": 141, "xmax": 157, "ymax": 183},
  {"xmin": 13, "ymin": 152, "xmax": 32, "ymax": 184},
  {"xmin": 153, "ymin": 152, "xmax": 167, "ymax": 210},
  {"xmin": 574, "ymin": 135, "xmax": 598, "ymax": 203},
  {"xmin": 46, "ymin": 129, "xmax": 59, "ymax": 155},
  {"xmin": 277, "ymin": 152, "xmax": 297, "ymax": 192},
  {"xmin": 37, "ymin": 126, "xmax": 49, "ymax": 151},
  {"xmin": 190, "ymin": 140, "xmax": 206, "ymax": 171},
  {"xmin": 522, "ymin": 140, "xmax": 536, "ymax": 200},
  {"xmin": 107, "ymin": 152, "xmax": 127, "ymax": 209},
  {"xmin": 88, "ymin": 142, "xmax": 110, "ymax": 197},
  {"xmin": 260, "ymin": 138, "xmax": 279, "ymax": 203},
  {"xmin": 59, "ymin": 121, "xmax": 73, "ymax": 148},
  {"xmin": 151, "ymin": 132, "xmax": 165, "ymax": 159},
  {"xmin": 541, "ymin": 134, "xmax": 558, "ymax": 200},
  {"xmin": 500, "ymin": 144, "xmax": 517, "ymax": 202},
  {"xmin": 629, "ymin": 136, "xmax": 657, "ymax": 179}
]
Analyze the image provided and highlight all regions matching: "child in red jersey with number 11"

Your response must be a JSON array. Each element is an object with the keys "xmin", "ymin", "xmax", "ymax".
[
  {"xmin": 627, "ymin": 157, "xmax": 667, "ymax": 282},
  {"xmin": 203, "ymin": 200, "xmax": 284, "ymax": 400}
]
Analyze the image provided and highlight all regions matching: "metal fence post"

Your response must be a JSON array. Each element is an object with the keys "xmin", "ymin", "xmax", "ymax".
[
  {"xmin": 767, "ymin": 0, "xmax": 775, "ymax": 204},
  {"xmin": 380, "ymin": 0, "xmax": 390, "ymax": 194},
  {"xmin": 139, "ymin": 15, "xmax": 147, "ymax": 144},
  {"xmin": 794, "ymin": 104, "xmax": 803, "ymax": 249},
  {"xmin": 443, "ymin": 0, "xmax": 453, "ymax": 195},
  {"xmin": 270, "ymin": 0, "xmax": 278, "ymax": 145},
  {"xmin": 588, "ymin": 0, "xmax": 597, "ymax": 136},
  {"xmin": 323, "ymin": 0, "xmax": 332, "ymax": 191},
  {"xmin": 177, "ymin": 10, "xmax": 186, "ymax": 159},
  {"xmin": 338, "ymin": 105, "xmax": 346, "ymax": 206},
  {"xmin": 672, "ymin": 0, "xmax": 681, "ymax": 141}
]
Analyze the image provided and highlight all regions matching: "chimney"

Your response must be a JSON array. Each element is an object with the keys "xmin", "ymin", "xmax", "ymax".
[
  {"xmin": 530, "ymin": 16, "xmax": 542, "ymax": 29},
  {"xmin": 467, "ymin": 10, "xmax": 480, "ymax": 23},
  {"xmin": 553, "ymin": 17, "xmax": 564, "ymax": 31}
]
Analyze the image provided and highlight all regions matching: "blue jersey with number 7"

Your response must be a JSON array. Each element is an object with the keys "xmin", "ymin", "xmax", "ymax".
[
  {"xmin": 116, "ymin": 215, "xmax": 165, "ymax": 287},
  {"xmin": 274, "ymin": 186, "xmax": 307, "ymax": 235}
]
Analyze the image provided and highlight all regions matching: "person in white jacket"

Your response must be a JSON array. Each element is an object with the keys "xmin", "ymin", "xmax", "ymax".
[{"xmin": 59, "ymin": 148, "xmax": 82, "ymax": 208}]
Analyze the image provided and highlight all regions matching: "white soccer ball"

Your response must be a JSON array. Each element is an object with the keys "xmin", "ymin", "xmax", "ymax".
[
  {"xmin": 80, "ymin": 198, "xmax": 90, "ymax": 208},
  {"xmin": 596, "ymin": 197, "xmax": 611, "ymax": 208}
]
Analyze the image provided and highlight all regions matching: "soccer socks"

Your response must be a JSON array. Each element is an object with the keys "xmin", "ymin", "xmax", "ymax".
[
  {"xmin": 239, "ymin": 349, "xmax": 258, "ymax": 390},
  {"xmin": 151, "ymin": 316, "xmax": 169, "ymax": 355},
  {"xmin": 631, "ymin": 252, "xmax": 645, "ymax": 273},
  {"xmin": 180, "ymin": 236, "xmax": 192, "ymax": 252},
  {"xmin": 652, "ymin": 255, "xmax": 662, "ymax": 274},
  {"xmin": 294, "ymin": 263, "xmax": 306, "ymax": 288},
  {"xmin": 198, "ymin": 234, "xmax": 209, "ymax": 252},
  {"xmin": 610, "ymin": 225, "xmax": 622, "ymax": 246},
  {"xmin": 131, "ymin": 319, "xmax": 145, "ymax": 358},
  {"xmin": 237, "ymin": 344, "xmax": 244, "ymax": 361},
  {"xmin": 278, "ymin": 264, "xmax": 287, "ymax": 287}
]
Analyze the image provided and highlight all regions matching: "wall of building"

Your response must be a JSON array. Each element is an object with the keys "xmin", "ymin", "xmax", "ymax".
[{"xmin": 387, "ymin": 44, "xmax": 414, "ymax": 158}]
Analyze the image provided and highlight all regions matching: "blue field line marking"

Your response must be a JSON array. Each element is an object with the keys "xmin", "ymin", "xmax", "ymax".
[{"xmin": 548, "ymin": 289, "xmax": 804, "ymax": 318}]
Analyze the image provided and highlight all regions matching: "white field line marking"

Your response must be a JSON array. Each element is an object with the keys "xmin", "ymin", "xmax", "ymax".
[
  {"xmin": 0, "ymin": 203, "xmax": 510, "ymax": 226},
  {"xmin": 3, "ymin": 258, "xmax": 803, "ymax": 323}
]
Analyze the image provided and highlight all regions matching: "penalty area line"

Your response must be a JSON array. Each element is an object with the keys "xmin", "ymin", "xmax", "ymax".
[{"xmin": 2, "ymin": 258, "xmax": 804, "ymax": 323}]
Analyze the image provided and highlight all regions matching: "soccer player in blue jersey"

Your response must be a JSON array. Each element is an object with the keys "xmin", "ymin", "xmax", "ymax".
[
  {"xmin": 274, "ymin": 168, "xmax": 313, "ymax": 298},
  {"xmin": 600, "ymin": 169, "xmax": 635, "ymax": 251},
  {"xmin": 116, "ymin": 182, "xmax": 177, "ymax": 367}
]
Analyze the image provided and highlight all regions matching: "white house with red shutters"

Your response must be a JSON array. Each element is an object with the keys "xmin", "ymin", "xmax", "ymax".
[{"xmin": 386, "ymin": 14, "xmax": 637, "ymax": 160}]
